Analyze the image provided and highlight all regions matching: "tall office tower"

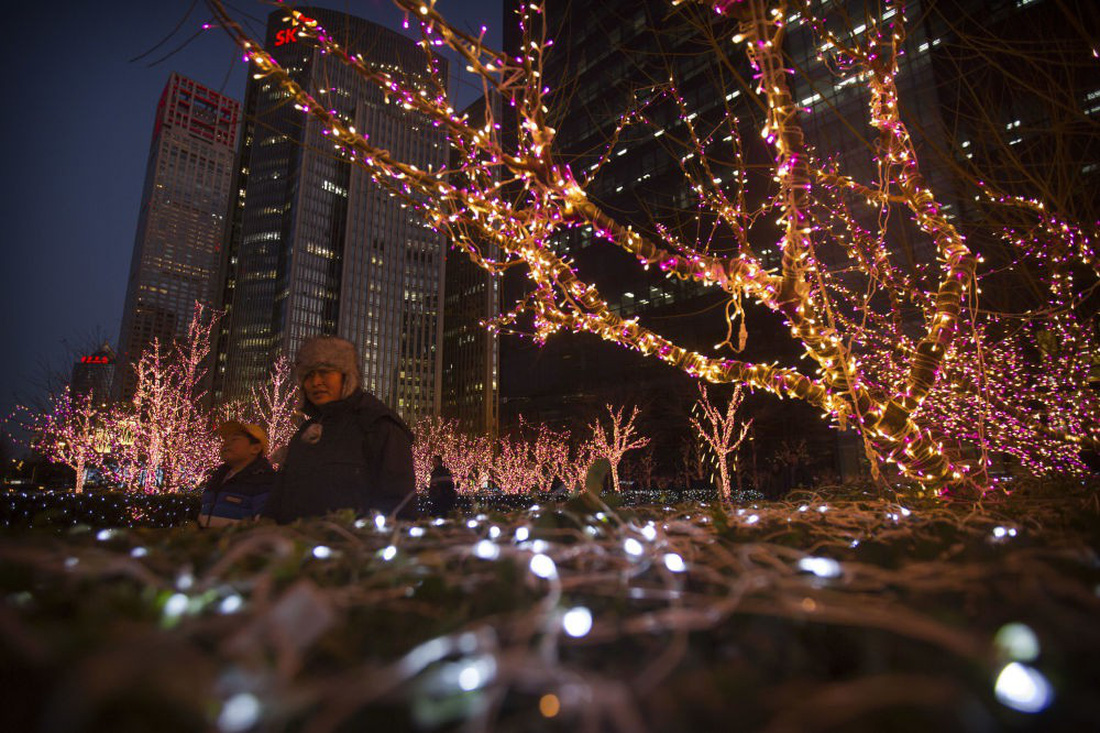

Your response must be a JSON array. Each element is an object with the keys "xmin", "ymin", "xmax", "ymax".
[
  {"xmin": 116, "ymin": 73, "xmax": 240, "ymax": 399},
  {"xmin": 217, "ymin": 8, "xmax": 448, "ymax": 422},
  {"xmin": 440, "ymin": 95, "xmax": 501, "ymax": 437}
]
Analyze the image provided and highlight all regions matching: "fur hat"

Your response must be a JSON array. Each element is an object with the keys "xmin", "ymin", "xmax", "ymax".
[{"xmin": 294, "ymin": 336, "xmax": 361, "ymax": 401}]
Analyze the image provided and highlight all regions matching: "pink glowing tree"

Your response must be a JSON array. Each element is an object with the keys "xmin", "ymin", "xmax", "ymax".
[
  {"xmin": 589, "ymin": 405, "xmax": 650, "ymax": 493},
  {"xmin": 689, "ymin": 384, "xmax": 754, "ymax": 501},
  {"xmin": 108, "ymin": 305, "xmax": 220, "ymax": 492},
  {"xmin": 28, "ymin": 388, "xmax": 105, "ymax": 494},
  {"xmin": 249, "ymin": 353, "xmax": 299, "ymax": 465}
]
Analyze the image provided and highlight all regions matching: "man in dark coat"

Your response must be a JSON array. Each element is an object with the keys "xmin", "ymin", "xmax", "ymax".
[
  {"xmin": 427, "ymin": 455, "xmax": 456, "ymax": 517},
  {"xmin": 199, "ymin": 421, "xmax": 276, "ymax": 527},
  {"xmin": 264, "ymin": 336, "xmax": 417, "ymax": 522}
]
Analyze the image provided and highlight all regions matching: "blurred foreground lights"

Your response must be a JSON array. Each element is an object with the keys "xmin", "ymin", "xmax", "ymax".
[
  {"xmin": 994, "ymin": 623, "xmax": 1040, "ymax": 663},
  {"xmin": 467, "ymin": 519, "xmax": 479, "ymax": 529},
  {"xmin": 219, "ymin": 594, "xmax": 244, "ymax": 615},
  {"xmin": 381, "ymin": 545, "xmax": 398, "ymax": 561},
  {"xmin": 96, "ymin": 529, "xmax": 114, "ymax": 541},
  {"xmin": 489, "ymin": 525, "xmax": 501, "ymax": 539},
  {"xmin": 745, "ymin": 514, "xmax": 760, "ymax": 525},
  {"xmin": 374, "ymin": 515, "xmax": 387, "ymax": 531},
  {"xmin": 408, "ymin": 526, "xmax": 425, "ymax": 538},
  {"xmin": 530, "ymin": 553, "xmax": 557, "ymax": 579},
  {"xmin": 130, "ymin": 546, "xmax": 148, "ymax": 558},
  {"xmin": 663, "ymin": 553, "xmax": 687, "ymax": 573},
  {"xmin": 562, "ymin": 606, "xmax": 593, "ymax": 637},
  {"xmin": 163, "ymin": 593, "xmax": 189, "ymax": 619},
  {"xmin": 641, "ymin": 524, "xmax": 657, "ymax": 541},
  {"xmin": 312, "ymin": 545, "xmax": 333, "ymax": 559},
  {"xmin": 994, "ymin": 662, "xmax": 1053, "ymax": 713},
  {"xmin": 455, "ymin": 656, "xmax": 496, "ymax": 692},
  {"xmin": 798, "ymin": 556, "xmax": 842, "ymax": 579},
  {"xmin": 515, "ymin": 526, "xmax": 530, "ymax": 542},
  {"xmin": 218, "ymin": 692, "xmax": 261, "ymax": 733},
  {"xmin": 474, "ymin": 540, "xmax": 500, "ymax": 561},
  {"xmin": 623, "ymin": 538, "xmax": 644, "ymax": 556},
  {"xmin": 539, "ymin": 694, "xmax": 561, "ymax": 718}
]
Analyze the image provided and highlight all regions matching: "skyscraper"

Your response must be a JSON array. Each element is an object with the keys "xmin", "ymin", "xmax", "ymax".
[
  {"xmin": 441, "ymin": 95, "xmax": 501, "ymax": 437},
  {"xmin": 216, "ymin": 8, "xmax": 448, "ymax": 422},
  {"xmin": 116, "ymin": 73, "xmax": 240, "ymax": 398}
]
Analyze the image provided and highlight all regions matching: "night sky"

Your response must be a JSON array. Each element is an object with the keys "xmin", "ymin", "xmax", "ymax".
[{"xmin": 0, "ymin": 0, "xmax": 502, "ymax": 428}]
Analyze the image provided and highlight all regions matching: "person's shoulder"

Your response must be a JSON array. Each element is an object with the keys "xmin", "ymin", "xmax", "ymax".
[{"xmin": 351, "ymin": 391, "xmax": 412, "ymax": 436}]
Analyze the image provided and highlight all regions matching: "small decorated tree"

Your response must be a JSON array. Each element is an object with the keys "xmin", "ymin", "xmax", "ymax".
[
  {"xmin": 28, "ymin": 388, "xmax": 104, "ymax": 494},
  {"xmin": 689, "ymin": 384, "xmax": 753, "ymax": 501},
  {"xmin": 589, "ymin": 405, "xmax": 650, "ymax": 493}
]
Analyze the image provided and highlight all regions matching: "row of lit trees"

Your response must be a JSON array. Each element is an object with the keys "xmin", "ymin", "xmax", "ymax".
[
  {"xmin": 20, "ymin": 304, "xmax": 756, "ymax": 497},
  {"xmin": 14, "ymin": 307, "xmax": 296, "ymax": 493},
  {"xmin": 412, "ymin": 386, "xmax": 753, "ymax": 499}
]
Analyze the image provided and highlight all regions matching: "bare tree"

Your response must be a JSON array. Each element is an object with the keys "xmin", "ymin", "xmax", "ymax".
[
  {"xmin": 589, "ymin": 405, "xmax": 651, "ymax": 493},
  {"xmin": 689, "ymin": 384, "xmax": 754, "ymax": 501}
]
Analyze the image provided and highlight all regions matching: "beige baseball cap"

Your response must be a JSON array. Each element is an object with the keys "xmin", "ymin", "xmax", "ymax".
[{"xmin": 217, "ymin": 421, "xmax": 269, "ymax": 455}]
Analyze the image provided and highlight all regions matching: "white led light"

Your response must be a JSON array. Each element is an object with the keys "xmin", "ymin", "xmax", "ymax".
[
  {"xmin": 623, "ymin": 538, "xmax": 644, "ymax": 556},
  {"xmin": 219, "ymin": 594, "xmax": 243, "ymax": 615},
  {"xmin": 489, "ymin": 525, "xmax": 501, "ymax": 539},
  {"xmin": 381, "ymin": 545, "xmax": 397, "ymax": 561},
  {"xmin": 458, "ymin": 665, "xmax": 482, "ymax": 691},
  {"xmin": 798, "ymin": 556, "xmax": 842, "ymax": 579},
  {"xmin": 529, "ymin": 553, "xmax": 557, "ymax": 579},
  {"xmin": 218, "ymin": 692, "xmax": 261, "ymax": 732},
  {"xmin": 474, "ymin": 540, "xmax": 499, "ymax": 560},
  {"xmin": 312, "ymin": 545, "xmax": 332, "ymax": 559},
  {"xmin": 994, "ymin": 623, "xmax": 1041, "ymax": 663},
  {"xmin": 467, "ymin": 519, "xmax": 479, "ymax": 529},
  {"xmin": 994, "ymin": 663, "xmax": 1053, "ymax": 713},
  {"xmin": 408, "ymin": 526, "xmax": 425, "ymax": 537},
  {"xmin": 96, "ymin": 529, "xmax": 113, "ymax": 541},
  {"xmin": 163, "ymin": 593, "xmax": 189, "ymax": 618},
  {"xmin": 374, "ymin": 515, "xmax": 387, "ymax": 531},
  {"xmin": 515, "ymin": 526, "xmax": 530, "ymax": 542},
  {"xmin": 993, "ymin": 526, "xmax": 1007, "ymax": 539},
  {"xmin": 663, "ymin": 553, "xmax": 686, "ymax": 572},
  {"xmin": 130, "ymin": 546, "xmax": 148, "ymax": 558},
  {"xmin": 641, "ymin": 525, "xmax": 657, "ymax": 541},
  {"xmin": 746, "ymin": 514, "xmax": 760, "ymax": 524},
  {"xmin": 562, "ymin": 606, "xmax": 593, "ymax": 637}
]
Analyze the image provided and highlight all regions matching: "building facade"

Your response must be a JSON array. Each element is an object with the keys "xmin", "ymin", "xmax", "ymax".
[
  {"xmin": 116, "ymin": 73, "xmax": 240, "ymax": 398},
  {"xmin": 71, "ymin": 343, "xmax": 116, "ymax": 404},
  {"xmin": 440, "ymin": 95, "xmax": 501, "ymax": 437},
  {"xmin": 216, "ymin": 8, "xmax": 448, "ymax": 422}
]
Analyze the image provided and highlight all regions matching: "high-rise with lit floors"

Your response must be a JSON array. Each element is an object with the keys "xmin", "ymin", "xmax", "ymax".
[
  {"xmin": 216, "ymin": 8, "xmax": 448, "ymax": 422},
  {"xmin": 116, "ymin": 73, "xmax": 240, "ymax": 399}
]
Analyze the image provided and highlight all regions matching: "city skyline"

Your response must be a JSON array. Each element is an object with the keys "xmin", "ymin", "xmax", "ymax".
[{"xmin": 0, "ymin": 0, "xmax": 501, "ymax": 427}]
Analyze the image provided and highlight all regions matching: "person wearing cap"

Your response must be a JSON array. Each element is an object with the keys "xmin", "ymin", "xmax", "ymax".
[
  {"xmin": 263, "ymin": 335, "xmax": 417, "ymax": 522},
  {"xmin": 199, "ymin": 422, "xmax": 276, "ymax": 527}
]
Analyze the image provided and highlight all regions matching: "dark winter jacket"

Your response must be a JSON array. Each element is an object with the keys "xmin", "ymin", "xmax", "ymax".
[
  {"xmin": 263, "ymin": 389, "xmax": 417, "ymax": 523},
  {"xmin": 428, "ymin": 464, "xmax": 457, "ymax": 517},
  {"xmin": 199, "ymin": 456, "xmax": 276, "ymax": 527}
]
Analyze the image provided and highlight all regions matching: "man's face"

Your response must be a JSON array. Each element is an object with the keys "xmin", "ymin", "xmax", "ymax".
[
  {"xmin": 304, "ymin": 367, "xmax": 344, "ymax": 406},
  {"xmin": 220, "ymin": 432, "xmax": 260, "ymax": 466}
]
